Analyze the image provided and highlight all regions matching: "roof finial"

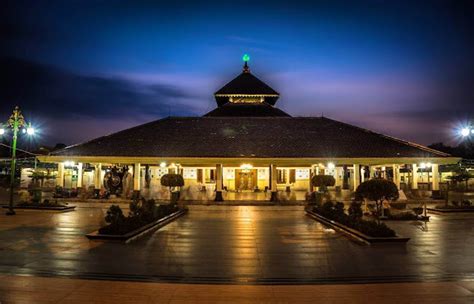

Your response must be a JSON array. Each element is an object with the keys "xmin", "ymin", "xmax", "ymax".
[{"xmin": 242, "ymin": 54, "xmax": 250, "ymax": 73}]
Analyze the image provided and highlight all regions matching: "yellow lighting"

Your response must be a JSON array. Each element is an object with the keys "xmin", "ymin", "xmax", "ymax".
[
  {"xmin": 240, "ymin": 164, "xmax": 253, "ymax": 170},
  {"xmin": 64, "ymin": 161, "xmax": 75, "ymax": 167},
  {"xmin": 327, "ymin": 162, "xmax": 335, "ymax": 170},
  {"xmin": 420, "ymin": 162, "xmax": 432, "ymax": 169},
  {"xmin": 160, "ymin": 162, "xmax": 167, "ymax": 168}
]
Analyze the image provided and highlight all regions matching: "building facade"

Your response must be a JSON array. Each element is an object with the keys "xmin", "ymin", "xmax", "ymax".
[{"xmin": 38, "ymin": 60, "xmax": 460, "ymax": 201}]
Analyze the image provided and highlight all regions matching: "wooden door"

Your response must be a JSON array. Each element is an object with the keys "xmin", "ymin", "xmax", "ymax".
[{"xmin": 235, "ymin": 169, "xmax": 257, "ymax": 191}]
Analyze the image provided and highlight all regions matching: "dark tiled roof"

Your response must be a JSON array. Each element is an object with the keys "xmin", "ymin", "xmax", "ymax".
[
  {"xmin": 53, "ymin": 116, "xmax": 450, "ymax": 159},
  {"xmin": 204, "ymin": 103, "xmax": 291, "ymax": 117},
  {"xmin": 214, "ymin": 72, "xmax": 279, "ymax": 96}
]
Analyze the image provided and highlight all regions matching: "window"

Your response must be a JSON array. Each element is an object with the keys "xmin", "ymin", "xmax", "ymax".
[{"xmin": 183, "ymin": 168, "xmax": 197, "ymax": 179}]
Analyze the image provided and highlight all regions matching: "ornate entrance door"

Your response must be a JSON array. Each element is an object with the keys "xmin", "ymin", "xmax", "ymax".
[{"xmin": 235, "ymin": 169, "xmax": 257, "ymax": 191}]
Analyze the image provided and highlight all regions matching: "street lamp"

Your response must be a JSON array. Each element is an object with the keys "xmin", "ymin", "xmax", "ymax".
[{"xmin": 0, "ymin": 106, "xmax": 36, "ymax": 215}]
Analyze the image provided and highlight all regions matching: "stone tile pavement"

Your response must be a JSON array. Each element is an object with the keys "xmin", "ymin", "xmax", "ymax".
[
  {"xmin": 0, "ymin": 275, "xmax": 473, "ymax": 303},
  {"xmin": 0, "ymin": 206, "xmax": 473, "ymax": 284}
]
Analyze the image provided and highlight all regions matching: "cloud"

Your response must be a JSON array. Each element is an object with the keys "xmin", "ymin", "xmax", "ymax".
[{"xmin": 0, "ymin": 56, "xmax": 204, "ymax": 144}]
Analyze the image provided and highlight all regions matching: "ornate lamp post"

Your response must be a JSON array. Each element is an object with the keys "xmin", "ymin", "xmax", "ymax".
[{"xmin": 0, "ymin": 106, "xmax": 35, "ymax": 215}]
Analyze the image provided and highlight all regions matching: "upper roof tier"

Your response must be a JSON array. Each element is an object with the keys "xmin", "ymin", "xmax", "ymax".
[{"xmin": 214, "ymin": 60, "xmax": 280, "ymax": 107}]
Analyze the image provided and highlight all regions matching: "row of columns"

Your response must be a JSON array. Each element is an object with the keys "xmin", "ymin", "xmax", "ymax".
[{"xmin": 55, "ymin": 162, "xmax": 441, "ymax": 195}]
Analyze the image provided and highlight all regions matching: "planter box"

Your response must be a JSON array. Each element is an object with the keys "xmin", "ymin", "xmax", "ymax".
[
  {"xmin": 86, "ymin": 209, "xmax": 187, "ymax": 242},
  {"xmin": 2, "ymin": 205, "xmax": 76, "ymax": 212},
  {"xmin": 428, "ymin": 207, "xmax": 474, "ymax": 214},
  {"xmin": 306, "ymin": 210, "xmax": 410, "ymax": 245}
]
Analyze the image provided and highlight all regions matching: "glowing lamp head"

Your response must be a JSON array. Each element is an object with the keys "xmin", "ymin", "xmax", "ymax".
[
  {"xmin": 26, "ymin": 127, "xmax": 35, "ymax": 135},
  {"xmin": 0, "ymin": 128, "xmax": 4, "ymax": 135},
  {"xmin": 242, "ymin": 54, "xmax": 250, "ymax": 62},
  {"xmin": 461, "ymin": 128, "xmax": 470, "ymax": 137},
  {"xmin": 64, "ymin": 161, "xmax": 75, "ymax": 167},
  {"xmin": 327, "ymin": 162, "xmax": 335, "ymax": 170},
  {"xmin": 159, "ymin": 162, "xmax": 167, "ymax": 168}
]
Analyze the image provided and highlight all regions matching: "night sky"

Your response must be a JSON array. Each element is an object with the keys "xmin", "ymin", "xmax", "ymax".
[{"xmin": 1, "ymin": 0, "xmax": 473, "ymax": 147}]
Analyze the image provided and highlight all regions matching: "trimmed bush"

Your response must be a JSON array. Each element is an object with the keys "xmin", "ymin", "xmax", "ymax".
[
  {"xmin": 311, "ymin": 175, "xmax": 336, "ymax": 192},
  {"xmin": 355, "ymin": 179, "xmax": 399, "ymax": 222},
  {"xmin": 348, "ymin": 201, "xmax": 363, "ymax": 219},
  {"xmin": 313, "ymin": 201, "xmax": 396, "ymax": 237},
  {"xmin": 161, "ymin": 174, "xmax": 184, "ymax": 204}
]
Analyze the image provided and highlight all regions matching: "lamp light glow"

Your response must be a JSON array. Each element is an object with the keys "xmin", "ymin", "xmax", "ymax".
[
  {"xmin": 0, "ymin": 128, "xmax": 4, "ymax": 135},
  {"xmin": 327, "ymin": 162, "xmax": 335, "ymax": 170},
  {"xmin": 64, "ymin": 161, "xmax": 75, "ymax": 167},
  {"xmin": 26, "ymin": 127, "xmax": 35, "ymax": 135},
  {"xmin": 461, "ymin": 128, "xmax": 470, "ymax": 137},
  {"xmin": 242, "ymin": 54, "xmax": 250, "ymax": 62},
  {"xmin": 159, "ymin": 162, "xmax": 167, "ymax": 168}
]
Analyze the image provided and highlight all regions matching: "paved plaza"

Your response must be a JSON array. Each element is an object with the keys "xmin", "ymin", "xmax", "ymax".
[
  {"xmin": 0, "ymin": 205, "xmax": 473, "ymax": 284},
  {"xmin": 1, "ymin": 275, "xmax": 473, "ymax": 303}
]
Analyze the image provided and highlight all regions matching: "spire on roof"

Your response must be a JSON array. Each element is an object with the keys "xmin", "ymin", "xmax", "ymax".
[{"xmin": 242, "ymin": 54, "xmax": 250, "ymax": 73}]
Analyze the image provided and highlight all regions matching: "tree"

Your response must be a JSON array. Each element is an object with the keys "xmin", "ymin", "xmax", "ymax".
[
  {"xmin": 355, "ymin": 179, "xmax": 399, "ymax": 223},
  {"xmin": 160, "ymin": 174, "xmax": 184, "ymax": 204},
  {"xmin": 311, "ymin": 175, "xmax": 336, "ymax": 193},
  {"xmin": 447, "ymin": 168, "xmax": 473, "ymax": 191}
]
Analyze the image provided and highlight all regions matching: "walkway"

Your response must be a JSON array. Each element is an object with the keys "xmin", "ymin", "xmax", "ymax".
[
  {"xmin": 0, "ymin": 206, "xmax": 473, "ymax": 283},
  {"xmin": 1, "ymin": 275, "xmax": 473, "ymax": 303}
]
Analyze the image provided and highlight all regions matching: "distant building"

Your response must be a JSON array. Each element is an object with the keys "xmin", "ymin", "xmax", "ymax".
[{"xmin": 38, "ymin": 59, "xmax": 459, "ymax": 201}]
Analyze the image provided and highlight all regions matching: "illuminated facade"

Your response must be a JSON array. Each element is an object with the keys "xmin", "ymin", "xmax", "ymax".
[{"xmin": 38, "ymin": 58, "xmax": 460, "ymax": 201}]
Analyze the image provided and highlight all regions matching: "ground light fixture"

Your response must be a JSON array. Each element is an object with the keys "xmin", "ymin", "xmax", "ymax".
[{"xmin": 1, "ymin": 106, "xmax": 36, "ymax": 215}]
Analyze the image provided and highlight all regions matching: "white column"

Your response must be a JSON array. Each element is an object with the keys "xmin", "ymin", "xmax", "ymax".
[
  {"xmin": 77, "ymin": 162, "xmax": 83, "ymax": 188},
  {"xmin": 215, "ymin": 164, "xmax": 223, "ymax": 192},
  {"xmin": 335, "ymin": 167, "xmax": 343, "ymax": 187},
  {"xmin": 270, "ymin": 164, "xmax": 277, "ymax": 191},
  {"xmin": 215, "ymin": 164, "xmax": 224, "ymax": 201},
  {"xmin": 94, "ymin": 163, "xmax": 102, "ymax": 189},
  {"xmin": 56, "ymin": 163, "xmax": 64, "ymax": 187},
  {"xmin": 134, "ymin": 163, "xmax": 141, "ymax": 191},
  {"xmin": 393, "ymin": 164, "xmax": 401, "ymax": 189},
  {"xmin": 432, "ymin": 164, "xmax": 440, "ymax": 191},
  {"xmin": 353, "ymin": 164, "xmax": 360, "ymax": 191},
  {"xmin": 412, "ymin": 164, "xmax": 418, "ymax": 190},
  {"xmin": 270, "ymin": 164, "xmax": 278, "ymax": 201},
  {"xmin": 309, "ymin": 165, "xmax": 314, "ymax": 192}
]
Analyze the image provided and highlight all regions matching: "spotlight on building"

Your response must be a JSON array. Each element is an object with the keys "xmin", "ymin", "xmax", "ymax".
[
  {"xmin": 240, "ymin": 163, "xmax": 253, "ymax": 172},
  {"xmin": 160, "ymin": 162, "xmax": 167, "ymax": 168},
  {"xmin": 327, "ymin": 162, "xmax": 335, "ymax": 170},
  {"xmin": 64, "ymin": 161, "xmax": 75, "ymax": 167},
  {"xmin": 420, "ymin": 162, "xmax": 426, "ymax": 169}
]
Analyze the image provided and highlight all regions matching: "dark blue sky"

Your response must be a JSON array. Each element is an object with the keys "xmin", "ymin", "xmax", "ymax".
[{"xmin": 1, "ymin": 0, "xmax": 473, "ymax": 146}]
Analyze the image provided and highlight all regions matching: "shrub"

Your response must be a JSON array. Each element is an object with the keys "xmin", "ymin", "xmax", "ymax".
[
  {"xmin": 99, "ymin": 199, "xmax": 180, "ymax": 235},
  {"xmin": 348, "ymin": 201, "xmax": 363, "ymax": 219},
  {"xmin": 105, "ymin": 205, "xmax": 125, "ymax": 225},
  {"xmin": 311, "ymin": 175, "xmax": 336, "ymax": 192},
  {"xmin": 388, "ymin": 211, "xmax": 419, "ymax": 220},
  {"xmin": 412, "ymin": 207, "xmax": 423, "ymax": 215},
  {"xmin": 312, "ymin": 201, "xmax": 396, "ymax": 237}
]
